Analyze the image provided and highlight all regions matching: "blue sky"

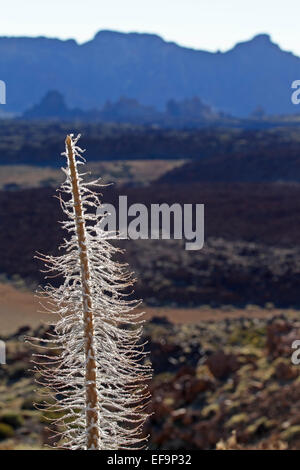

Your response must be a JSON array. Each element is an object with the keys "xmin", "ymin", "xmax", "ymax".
[{"xmin": 1, "ymin": 0, "xmax": 300, "ymax": 55}]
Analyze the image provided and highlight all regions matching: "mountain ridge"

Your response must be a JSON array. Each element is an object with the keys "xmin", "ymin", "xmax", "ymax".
[{"xmin": 0, "ymin": 30, "xmax": 299, "ymax": 116}]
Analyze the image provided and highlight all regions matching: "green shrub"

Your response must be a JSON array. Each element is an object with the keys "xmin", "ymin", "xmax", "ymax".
[
  {"xmin": 1, "ymin": 411, "xmax": 24, "ymax": 429},
  {"xmin": 0, "ymin": 423, "xmax": 14, "ymax": 440},
  {"xmin": 281, "ymin": 425, "xmax": 300, "ymax": 442}
]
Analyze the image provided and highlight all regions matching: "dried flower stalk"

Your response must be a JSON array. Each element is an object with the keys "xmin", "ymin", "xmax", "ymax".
[{"xmin": 31, "ymin": 134, "xmax": 151, "ymax": 450}]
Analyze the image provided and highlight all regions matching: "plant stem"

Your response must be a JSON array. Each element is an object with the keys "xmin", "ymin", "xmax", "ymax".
[{"xmin": 65, "ymin": 135, "xmax": 99, "ymax": 450}]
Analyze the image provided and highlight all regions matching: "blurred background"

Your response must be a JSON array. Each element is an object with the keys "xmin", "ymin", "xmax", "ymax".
[{"xmin": 1, "ymin": 0, "xmax": 300, "ymax": 450}]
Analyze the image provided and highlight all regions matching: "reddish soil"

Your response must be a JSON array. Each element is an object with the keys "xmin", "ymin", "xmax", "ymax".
[{"xmin": 0, "ymin": 283, "xmax": 297, "ymax": 334}]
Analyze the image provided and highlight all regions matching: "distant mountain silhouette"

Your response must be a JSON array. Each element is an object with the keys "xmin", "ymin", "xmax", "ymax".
[
  {"xmin": 0, "ymin": 30, "xmax": 300, "ymax": 116},
  {"xmin": 100, "ymin": 97, "xmax": 160, "ymax": 123},
  {"xmin": 22, "ymin": 91, "xmax": 222, "ymax": 125},
  {"xmin": 23, "ymin": 91, "xmax": 84, "ymax": 119}
]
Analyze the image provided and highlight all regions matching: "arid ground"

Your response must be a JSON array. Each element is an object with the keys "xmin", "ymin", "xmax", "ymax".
[{"xmin": 1, "ymin": 282, "xmax": 299, "ymax": 334}]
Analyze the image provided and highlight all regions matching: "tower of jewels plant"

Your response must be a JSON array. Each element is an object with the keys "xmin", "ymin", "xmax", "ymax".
[{"xmin": 31, "ymin": 135, "xmax": 151, "ymax": 450}]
